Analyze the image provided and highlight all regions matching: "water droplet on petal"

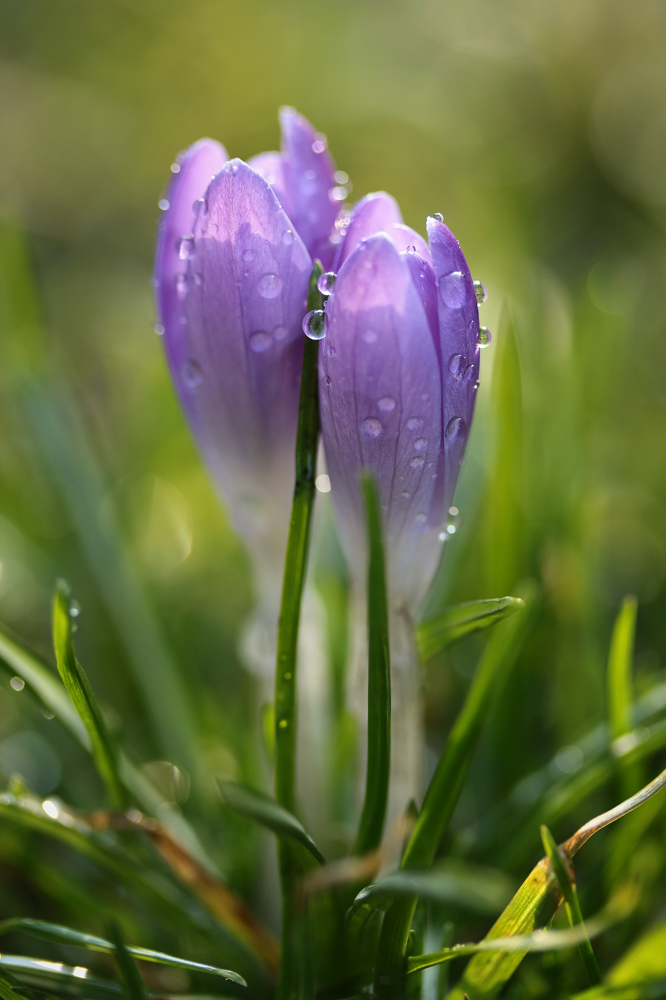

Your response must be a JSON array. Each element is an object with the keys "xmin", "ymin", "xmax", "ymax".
[
  {"xmin": 464, "ymin": 364, "xmax": 476, "ymax": 383},
  {"xmin": 176, "ymin": 274, "xmax": 187, "ymax": 300},
  {"xmin": 377, "ymin": 396, "xmax": 395, "ymax": 412},
  {"xmin": 407, "ymin": 417, "xmax": 424, "ymax": 431},
  {"xmin": 193, "ymin": 272, "xmax": 202, "ymax": 286},
  {"xmin": 406, "ymin": 244, "xmax": 416, "ymax": 254},
  {"xmin": 182, "ymin": 360, "xmax": 203, "ymax": 388},
  {"xmin": 243, "ymin": 249, "xmax": 254, "ymax": 262},
  {"xmin": 171, "ymin": 162, "xmax": 181, "ymax": 174},
  {"xmin": 312, "ymin": 136, "xmax": 327, "ymax": 153},
  {"xmin": 177, "ymin": 236, "xmax": 194, "ymax": 260},
  {"xmin": 448, "ymin": 353, "xmax": 466, "ymax": 380},
  {"xmin": 158, "ymin": 198, "xmax": 170, "ymax": 211},
  {"xmin": 303, "ymin": 309, "xmax": 327, "ymax": 340},
  {"xmin": 415, "ymin": 512, "xmax": 427, "ymax": 523},
  {"xmin": 410, "ymin": 456, "xmax": 425, "ymax": 469},
  {"xmin": 258, "ymin": 273, "xmax": 283, "ymax": 298},
  {"xmin": 433, "ymin": 212, "xmax": 444, "ymax": 222},
  {"xmin": 362, "ymin": 418, "xmax": 382, "ymax": 438},
  {"xmin": 363, "ymin": 330, "xmax": 377, "ymax": 344},
  {"xmin": 154, "ymin": 323, "xmax": 165, "ymax": 336},
  {"xmin": 477, "ymin": 327, "xmax": 492, "ymax": 348},
  {"xmin": 330, "ymin": 186, "xmax": 348, "ymax": 202},
  {"xmin": 439, "ymin": 271, "xmax": 467, "ymax": 309},
  {"xmin": 446, "ymin": 416, "xmax": 467, "ymax": 441},
  {"xmin": 473, "ymin": 279, "xmax": 487, "ymax": 305},
  {"xmin": 193, "ymin": 198, "xmax": 207, "ymax": 215},
  {"xmin": 249, "ymin": 331, "xmax": 272, "ymax": 352},
  {"xmin": 282, "ymin": 229, "xmax": 295, "ymax": 245},
  {"xmin": 273, "ymin": 325, "xmax": 287, "ymax": 341},
  {"xmin": 401, "ymin": 491, "xmax": 410, "ymax": 499},
  {"xmin": 323, "ymin": 374, "xmax": 331, "ymax": 386},
  {"xmin": 317, "ymin": 272, "xmax": 337, "ymax": 296},
  {"xmin": 414, "ymin": 438, "xmax": 427, "ymax": 452},
  {"xmin": 69, "ymin": 600, "xmax": 81, "ymax": 618}
]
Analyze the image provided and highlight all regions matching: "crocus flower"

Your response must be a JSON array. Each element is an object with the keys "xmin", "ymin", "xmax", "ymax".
[
  {"xmin": 319, "ymin": 192, "xmax": 482, "ymax": 615},
  {"xmin": 154, "ymin": 110, "xmax": 341, "ymax": 616}
]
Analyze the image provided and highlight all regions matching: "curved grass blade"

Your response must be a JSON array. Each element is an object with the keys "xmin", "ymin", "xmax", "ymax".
[
  {"xmin": 52, "ymin": 579, "xmax": 124, "ymax": 808},
  {"xmin": 374, "ymin": 584, "xmax": 533, "ymax": 998},
  {"xmin": 0, "ymin": 963, "xmax": 34, "ymax": 1000},
  {"xmin": 107, "ymin": 923, "xmax": 147, "ymax": 1000},
  {"xmin": 348, "ymin": 862, "xmax": 515, "ymax": 918},
  {"xmin": 0, "ymin": 919, "xmax": 246, "ymax": 985},
  {"xmin": 608, "ymin": 596, "xmax": 637, "ymax": 742},
  {"xmin": 354, "ymin": 473, "xmax": 390, "ymax": 857},
  {"xmin": 218, "ymin": 780, "xmax": 325, "ymax": 866},
  {"xmin": 0, "ymin": 955, "xmax": 121, "ymax": 1000},
  {"xmin": 540, "ymin": 825, "xmax": 601, "ymax": 985},
  {"xmin": 417, "ymin": 597, "xmax": 524, "ymax": 661}
]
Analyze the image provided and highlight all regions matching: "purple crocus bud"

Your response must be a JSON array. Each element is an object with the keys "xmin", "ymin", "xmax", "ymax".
[
  {"xmin": 155, "ymin": 151, "xmax": 312, "ymax": 606},
  {"xmin": 319, "ymin": 213, "xmax": 480, "ymax": 613}
]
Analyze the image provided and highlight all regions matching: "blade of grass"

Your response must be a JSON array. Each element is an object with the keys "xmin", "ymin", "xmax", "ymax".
[
  {"xmin": 374, "ymin": 584, "xmax": 533, "ymax": 998},
  {"xmin": 52, "ymin": 579, "xmax": 124, "ymax": 808},
  {"xmin": 218, "ymin": 781, "xmax": 324, "ymax": 865},
  {"xmin": 107, "ymin": 923, "xmax": 148, "ymax": 1000},
  {"xmin": 0, "ymin": 919, "xmax": 246, "ymax": 985},
  {"xmin": 354, "ymin": 473, "xmax": 391, "ymax": 856},
  {"xmin": 540, "ymin": 825, "xmax": 601, "ymax": 985},
  {"xmin": 417, "ymin": 597, "xmax": 524, "ymax": 661},
  {"xmin": 274, "ymin": 262, "xmax": 323, "ymax": 1000},
  {"xmin": 608, "ymin": 596, "xmax": 637, "ymax": 743}
]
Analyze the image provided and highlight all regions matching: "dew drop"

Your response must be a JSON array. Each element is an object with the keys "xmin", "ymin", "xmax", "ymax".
[
  {"xmin": 176, "ymin": 273, "xmax": 187, "ymax": 300},
  {"xmin": 257, "ymin": 273, "xmax": 283, "ymax": 298},
  {"xmin": 282, "ymin": 229, "xmax": 295, "ymax": 246},
  {"xmin": 243, "ymin": 249, "xmax": 254, "ymax": 262},
  {"xmin": 193, "ymin": 272, "xmax": 203, "ymax": 286},
  {"xmin": 312, "ymin": 136, "xmax": 327, "ymax": 153},
  {"xmin": 363, "ymin": 330, "xmax": 377, "ymax": 344},
  {"xmin": 317, "ymin": 271, "xmax": 337, "ymax": 296},
  {"xmin": 154, "ymin": 323, "xmax": 165, "ymax": 336},
  {"xmin": 158, "ymin": 198, "xmax": 170, "ymax": 211},
  {"xmin": 273, "ymin": 325, "xmax": 287, "ymax": 341},
  {"xmin": 433, "ymin": 212, "xmax": 444, "ymax": 222},
  {"xmin": 410, "ymin": 456, "xmax": 425, "ymax": 469},
  {"xmin": 407, "ymin": 417, "xmax": 424, "ymax": 431},
  {"xmin": 406, "ymin": 244, "xmax": 416, "ymax": 254},
  {"xmin": 377, "ymin": 396, "xmax": 395, "ymax": 412},
  {"xmin": 473, "ymin": 280, "xmax": 487, "ymax": 305},
  {"xmin": 401, "ymin": 491, "xmax": 410, "ymax": 499},
  {"xmin": 439, "ymin": 271, "xmax": 467, "ymax": 309},
  {"xmin": 448, "ymin": 353, "xmax": 466, "ymax": 380},
  {"xmin": 303, "ymin": 309, "xmax": 327, "ymax": 340},
  {"xmin": 193, "ymin": 197, "xmax": 207, "ymax": 215},
  {"xmin": 464, "ymin": 364, "xmax": 476, "ymax": 383},
  {"xmin": 330, "ymin": 186, "xmax": 348, "ymax": 202},
  {"xmin": 171, "ymin": 162, "xmax": 180, "ymax": 174},
  {"xmin": 415, "ymin": 512, "xmax": 427, "ymax": 524},
  {"xmin": 305, "ymin": 169, "xmax": 317, "ymax": 181},
  {"xmin": 177, "ymin": 236, "xmax": 194, "ymax": 260},
  {"xmin": 477, "ymin": 327, "xmax": 492, "ymax": 348},
  {"xmin": 414, "ymin": 438, "xmax": 427, "ymax": 452},
  {"xmin": 323, "ymin": 374, "xmax": 331, "ymax": 386},
  {"xmin": 69, "ymin": 600, "xmax": 81, "ymax": 618},
  {"xmin": 362, "ymin": 417, "xmax": 382, "ymax": 438},
  {"xmin": 249, "ymin": 331, "xmax": 272, "ymax": 352},
  {"xmin": 446, "ymin": 416, "xmax": 467, "ymax": 442},
  {"xmin": 182, "ymin": 360, "xmax": 203, "ymax": 388}
]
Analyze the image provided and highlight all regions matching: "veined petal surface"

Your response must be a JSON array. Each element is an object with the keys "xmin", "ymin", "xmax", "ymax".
[{"xmin": 319, "ymin": 234, "xmax": 444, "ymax": 609}]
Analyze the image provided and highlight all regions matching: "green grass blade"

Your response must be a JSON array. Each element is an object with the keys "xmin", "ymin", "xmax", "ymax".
[
  {"xmin": 273, "ymin": 262, "xmax": 323, "ymax": 1000},
  {"xmin": 52, "ymin": 579, "xmax": 124, "ymax": 808},
  {"xmin": 348, "ymin": 861, "xmax": 515, "ymax": 918},
  {"xmin": 218, "ymin": 781, "xmax": 325, "ymax": 865},
  {"xmin": 374, "ymin": 585, "xmax": 533, "ymax": 998},
  {"xmin": 541, "ymin": 825, "xmax": 601, "ymax": 985},
  {"xmin": 354, "ymin": 473, "xmax": 391, "ymax": 856},
  {"xmin": 608, "ymin": 596, "xmax": 637, "ymax": 742},
  {"xmin": 417, "ymin": 597, "xmax": 524, "ymax": 661},
  {"xmin": 0, "ymin": 919, "xmax": 246, "ymax": 984},
  {"xmin": 107, "ymin": 923, "xmax": 147, "ymax": 1000},
  {"xmin": 0, "ymin": 964, "xmax": 35, "ymax": 1000}
]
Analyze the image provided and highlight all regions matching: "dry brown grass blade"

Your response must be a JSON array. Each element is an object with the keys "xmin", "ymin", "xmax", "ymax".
[{"xmin": 88, "ymin": 809, "xmax": 280, "ymax": 976}]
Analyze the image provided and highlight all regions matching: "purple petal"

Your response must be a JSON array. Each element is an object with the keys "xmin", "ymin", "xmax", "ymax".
[
  {"xmin": 334, "ymin": 192, "xmax": 403, "ymax": 269},
  {"xmin": 163, "ymin": 158, "xmax": 312, "ymax": 559},
  {"xmin": 247, "ymin": 150, "xmax": 293, "ymax": 220},
  {"xmin": 319, "ymin": 234, "xmax": 444, "ymax": 609},
  {"xmin": 155, "ymin": 138, "xmax": 228, "ymax": 371},
  {"xmin": 427, "ymin": 215, "xmax": 480, "ymax": 514},
  {"xmin": 279, "ymin": 107, "xmax": 338, "ymax": 268}
]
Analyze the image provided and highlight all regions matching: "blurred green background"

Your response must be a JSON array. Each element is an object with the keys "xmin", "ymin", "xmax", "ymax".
[{"xmin": 0, "ymin": 0, "xmax": 666, "ymax": 993}]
